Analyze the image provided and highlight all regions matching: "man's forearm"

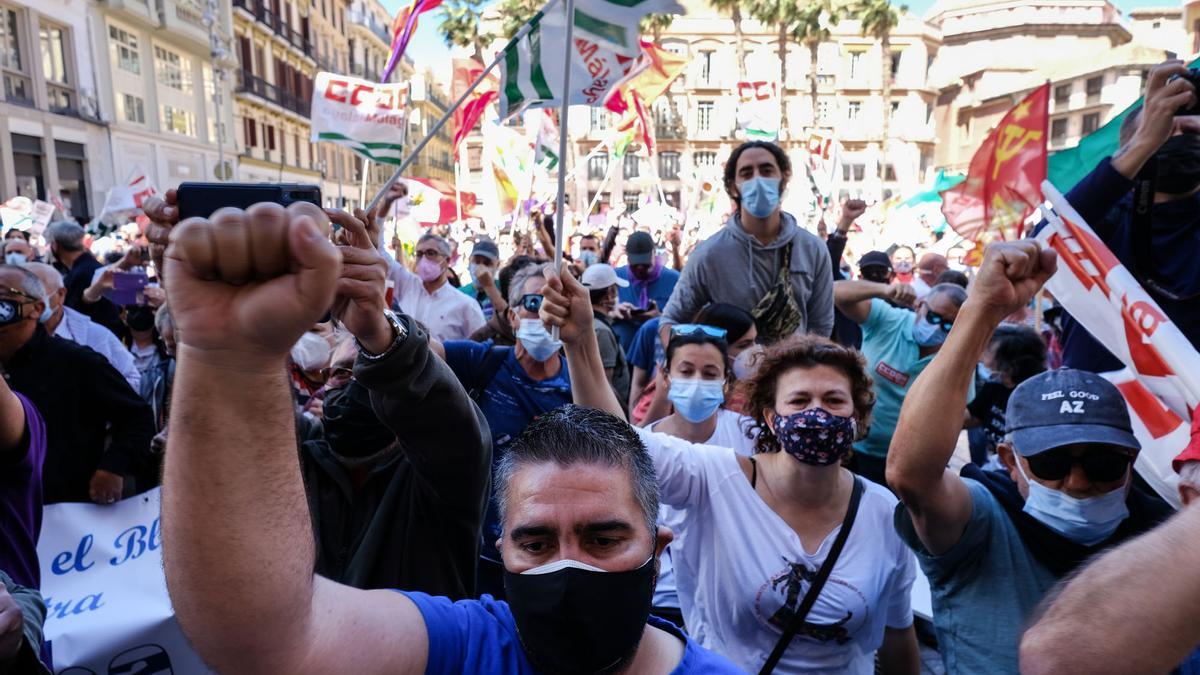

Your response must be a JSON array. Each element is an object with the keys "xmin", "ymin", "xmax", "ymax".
[
  {"xmin": 162, "ymin": 350, "xmax": 316, "ymax": 672},
  {"xmin": 833, "ymin": 280, "xmax": 888, "ymax": 305},
  {"xmin": 1021, "ymin": 505, "xmax": 1200, "ymax": 675},
  {"xmin": 565, "ymin": 332, "xmax": 625, "ymax": 420},
  {"xmin": 1111, "ymin": 136, "xmax": 1159, "ymax": 180}
]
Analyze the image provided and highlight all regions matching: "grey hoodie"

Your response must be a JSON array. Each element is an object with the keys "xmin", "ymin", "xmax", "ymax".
[{"xmin": 663, "ymin": 211, "xmax": 834, "ymax": 338}]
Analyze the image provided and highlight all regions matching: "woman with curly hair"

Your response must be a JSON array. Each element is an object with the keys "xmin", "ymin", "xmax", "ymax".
[{"xmin": 542, "ymin": 265, "xmax": 920, "ymax": 675}]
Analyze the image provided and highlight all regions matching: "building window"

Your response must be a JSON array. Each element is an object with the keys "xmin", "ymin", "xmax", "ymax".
[
  {"xmin": 1086, "ymin": 76, "xmax": 1102, "ymax": 104},
  {"xmin": 267, "ymin": 124, "xmax": 276, "ymax": 151},
  {"xmin": 842, "ymin": 163, "xmax": 866, "ymax": 182},
  {"xmin": 697, "ymin": 101, "xmax": 714, "ymax": 132},
  {"xmin": 0, "ymin": 8, "xmax": 28, "ymax": 104},
  {"xmin": 590, "ymin": 107, "xmax": 609, "ymax": 131},
  {"xmin": 588, "ymin": 153, "xmax": 609, "ymax": 180},
  {"xmin": 889, "ymin": 51, "xmax": 901, "ymax": 79},
  {"xmin": 699, "ymin": 49, "xmax": 714, "ymax": 84},
  {"xmin": 884, "ymin": 164, "xmax": 897, "ymax": 181},
  {"xmin": 694, "ymin": 151, "xmax": 717, "ymax": 166},
  {"xmin": 817, "ymin": 99, "xmax": 831, "ymax": 126},
  {"xmin": 847, "ymin": 100, "xmax": 862, "ymax": 121},
  {"xmin": 109, "ymin": 25, "xmax": 139, "ymax": 74},
  {"xmin": 243, "ymin": 116, "xmax": 257, "ymax": 148},
  {"xmin": 1054, "ymin": 84, "xmax": 1070, "ymax": 106},
  {"xmin": 1082, "ymin": 112, "xmax": 1100, "ymax": 135},
  {"xmin": 161, "ymin": 105, "xmax": 196, "ymax": 136},
  {"xmin": 40, "ymin": 23, "xmax": 73, "ymax": 113},
  {"xmin": 1051, "ymin": 117, "xmax": 1068, "ymax": 145},
  {"xmin": 624, "ymin": 154, "xmax": 639, "ymax": 179},
  {"xmin": 120, "ymin": 93, "xmax": 145, "ymax": 123},
  {"xmin": 659, "ymin": 151, "xmax": 680, "ymax": 180},
  {"xmin": 848, "ymin": 50, "xmax": 865, "ymax": 80},
  {"xmin": 890, "ymin": 101, "xmax": 900, "ymax": 124},
  {"xmin": 623, "ymin": 192, "xmax": 640, "ymax": 211},
  {"xmin": 155, "ymin": 45, "xmax": 192, "ymax": 92}
]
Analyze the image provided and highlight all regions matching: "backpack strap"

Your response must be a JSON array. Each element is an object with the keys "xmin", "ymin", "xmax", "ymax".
[{"xmin": 469, "ymin": 345, "xmax": 512, "ymax": 402}]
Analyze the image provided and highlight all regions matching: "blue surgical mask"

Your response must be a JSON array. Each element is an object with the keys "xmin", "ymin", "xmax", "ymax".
[
  {"xmin": 516, "ymin": 318, "xmax": 562, "ymax": 363},
  {"xmin": 667, "ymin": 378, "xmax": 725, "ymax": 423},
  {"xmin": 580, "ymin": 250, "xmax": 598, "ymax": 267},
  {"xmin": 1017, "ymin": 460, "xmax": 1129, "ymax": 546},
  {"xmin": 738, "ymin": 176, "xmax": 781, "ymax": 219},
  {"xmin": 911, "ymin": 315, "xmax": 948, "ymax": 348},
  {"xmin": 39, "ymin": 303, "xmax": 51, "ymax": 323},
  {"xmin": 977, "ymin": 363, "xmax": 995, "ymax": 382},
  {"xmin": 5, "ymin": 253, "xmax": 26, "ymax": 266}
]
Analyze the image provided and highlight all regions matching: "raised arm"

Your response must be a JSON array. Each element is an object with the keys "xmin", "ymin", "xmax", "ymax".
[
  {"xmin": 1020, "ymin": 504, "xmax": 1200, "ymax": 675},
  {"xmin": 887, "ymin": 242, "xmax": 1056, "ymax": 555},
  {"xmin": 834, "ymin": 280, "xmax": 915, "ymax": 325},
  {"xmin": 161, "ymin": 202, "xmax": 424, "ymax": 675}
]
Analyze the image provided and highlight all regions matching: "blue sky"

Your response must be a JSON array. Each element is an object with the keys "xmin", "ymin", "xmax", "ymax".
[{"xmin": 904, "ymin": 0, "xmax": 1174, "ymax": 13}]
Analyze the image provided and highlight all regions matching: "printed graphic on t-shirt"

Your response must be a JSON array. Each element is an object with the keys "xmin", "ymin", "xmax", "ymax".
[
  {"xmin": 754, "ymin": 557, "xmax": 868, "ymax": 645},
  {"xmin": 875, "ymin": 361, "xmax": 910, "ymax": 387}
]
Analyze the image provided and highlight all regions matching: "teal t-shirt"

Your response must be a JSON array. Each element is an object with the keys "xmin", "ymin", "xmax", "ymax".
[
  {"xmin": 855, "ymin": 299, "xmax": 971, "ymax": 458},
  {"xmin": 894, "ymin": 478, "xmax": 1057, "ymax": 675}
]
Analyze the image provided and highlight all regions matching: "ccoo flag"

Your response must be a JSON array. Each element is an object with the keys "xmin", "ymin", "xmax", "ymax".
[{"xmin": 941, "ymin": 83, "xmax": 1049, "ymax": 242}]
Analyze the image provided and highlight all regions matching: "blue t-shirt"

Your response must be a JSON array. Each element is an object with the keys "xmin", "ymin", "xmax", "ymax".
[
  {"xmin": 894, "ymin": 478, "xmax": 1057, "ymax": 675},
  {"xmin": 614, "ymin": 265, "xmax": 680, "ymax": 348},
  {"xmin": 404, "ymin": 591, "xmax": 743, "ymax": 674},
  {"xmin": 458, "ymin": 283, "xmax": 495, "ymax": 321},
  {"xmin": 443, "ymin": 340, "xmax": 572, "ymax": 548},
  {"xmin": 627, "ymin": 317, "xmax": 664, "ymax": 374}
]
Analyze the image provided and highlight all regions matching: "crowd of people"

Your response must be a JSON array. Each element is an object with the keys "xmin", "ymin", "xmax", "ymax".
[{"xmin": 4, "ymin": 59, "xmax": 1200, "ymax": 674}]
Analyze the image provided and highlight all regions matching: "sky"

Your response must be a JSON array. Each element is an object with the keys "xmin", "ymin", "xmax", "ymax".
[{"xmin": 904, "ymin": 0, "xmax": 1175, "ymax": 14}]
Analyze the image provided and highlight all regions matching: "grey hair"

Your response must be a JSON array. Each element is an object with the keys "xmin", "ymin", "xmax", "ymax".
[
  {"xmin": 416, "ymin": 233, "xmax": 450, "ymax": 257},
  {"xmin": 155, "ymin": 303, "xmax": 173, "ymax": 336},
  {"xmin": 1179, "ymin": 460, "xmax": 1200, "ymax": 489},
  {"xmin": 0, "ymin": 264, "xmax": 47, "ymax": 304},
  {"xmin": 23, "ymin": 262, "xmax": 62, "ymax": 295},
  {"xmin": 930, "ymin": 282, "xmax": 969, "ymax": 308},
  {"xmin": 44, "ymin": 221, "xmax": 86, "ymax": 252},
  {"xmin": 494, "ymin": 405, "xmax": 659, "ymax": 536},
  {"xmin": 507, "ymin": 264, "xmax": 546, "ymax": 310}
]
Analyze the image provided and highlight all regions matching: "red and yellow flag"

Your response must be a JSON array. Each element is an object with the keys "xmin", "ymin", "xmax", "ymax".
[
  {"xmin": 941, "ymin": 83, "xmax": 1049, "ymax": 242},
  {"xmin": 604, "ymin": 41, "xmax": 686, "ymax": 154},
  {"xmin": 451, "ymin": 58, "xmax": 499, "ymax": 157}
]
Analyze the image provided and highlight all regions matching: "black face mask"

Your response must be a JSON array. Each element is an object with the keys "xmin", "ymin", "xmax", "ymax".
[
  {"xmin": 1153, "ymin": 134, "xmax": 1200, "ymax": 195},
  {"xmin": 504, "ymin": 556, "xmax": 656, "ymax": 675},
  {"xmin": 126, "ymin": 307, "xmax": 155, "ymax": 332}
]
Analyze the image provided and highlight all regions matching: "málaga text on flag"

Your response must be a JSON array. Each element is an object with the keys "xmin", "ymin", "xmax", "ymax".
[
  {"xmin": 1035, "ymin": 181, "xmax": 1200, "ymax": 507},
  {"xmin": 941, "ymin": 82, "xmax": 1049, "ymax": 242},
  {"xmin": 499, "ymin": 0, "xmax": 683, "ymax": 118},
  {"xmin": 382, "ymin": 0, "xmax": 442, "ymax": 82},
  {"xmin": 452, "ymin": 58, "xmax": 499, "ymax": 156},
  {"xmin": 311, "ymin": 72, "xmax": 409, "ymax": 165}
]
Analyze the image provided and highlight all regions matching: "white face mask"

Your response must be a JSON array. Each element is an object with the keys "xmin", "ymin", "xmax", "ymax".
[
  {"xmin": 732, "ymin": 345, "xmax": 764, "ymax": 381},
  {"xmin": 516, "ymin": 318, "xmax": 562, "ymax": 363},
  {"xmin": 290, "ymin": 332, "xmax": 332, "ymax": 372}
]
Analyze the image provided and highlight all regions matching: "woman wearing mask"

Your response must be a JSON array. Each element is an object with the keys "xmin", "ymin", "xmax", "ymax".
[
  {"xmin": 541, "ymin": 266, "xmax": 920, "ymax": 675},
  {"xmin": 967, "ymin": 324, "xmax": 1048, "ymax": 466}
]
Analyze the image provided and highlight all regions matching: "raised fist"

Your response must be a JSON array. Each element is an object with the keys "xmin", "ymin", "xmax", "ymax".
[
  {"xmin": 888, "ymin": 283, "xmax": 917, "ymax": 308},
  {"xmin": 969, "ymin": 241, "xmax": 1057, "ymax": 321},
  {"xmin": 839, "ymin": 199, "xmax": 868, "ymax": 228},
  {"xmin": 164, "ymin": 202, "xmax": 341, "ymax": 368}
]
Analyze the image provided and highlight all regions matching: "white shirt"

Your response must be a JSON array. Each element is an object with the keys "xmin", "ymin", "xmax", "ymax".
[
  {"xmin": 55, "ymin": 306, "xmax": 142, "ymax": 391},
  {"xmin": 388, "ymin": 260, "xmax": 486, "ymax": 343},
  {"xmin": 637, "ymin": 427, "xmax": 916, "ymax": 674},
  {"xmin": 910, "ymin": 277, "xmax": 932, "ymax": 299}
]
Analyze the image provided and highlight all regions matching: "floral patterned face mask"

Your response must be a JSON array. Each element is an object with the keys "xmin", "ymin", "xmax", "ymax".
[{"xmin": 772, "ymin": 408, "xmax": 857, "ymax": 466}]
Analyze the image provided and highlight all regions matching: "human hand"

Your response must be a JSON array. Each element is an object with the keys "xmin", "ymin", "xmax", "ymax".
[
  {"xmin": 377, "ymin": 181, "xmax": 408, "ymax": 218},
  {"xmin": 610, "ymin": 301, "xmax": 635, "ymax": 321},
  {"xmin": 1116, "ymin": 61, "xmax": 1196, "ymax": 178},
  {"xmin": 475, "ymin": 265, "xmax": 495, "ymax": 289},
  {"xmin": 83, "ymin": 267, "xmax": 116, "ymax": 303},
  {"xmin": 667, "ymin": 226, "xmax": 682, "ymax": 249},
  {"xmin": 888, "ymin": 283, "xmax": 917, "ymax": 307},
  {"xmin": 839, "ymin": 199, "xmax": 867, "ymax": 230},
  {"xmin": 164, "ymin": 202, "xmax": 340, "ymax": 370},
  {"xmin": 326, "ymin": 209, "xmax": 391, "ymax": 354},
  {"xmin": 303, "ymin": 396, "xmax": 324, "ymax": 419},
  {"xmin": 144, "ymin": 285, "xmax": 166, "ymax": 308},
  {"xmin": 539, "ymin": 263, "xmax": 595, "ymax": 346},
  {"xmin": 0, "ymin": 584, "xmax": 23, "ymax": 661},
  {"xmin": 968, "ymin": 241, "xmax": 1057, "ymax": 323},
  {"xmin": 142, "ymin": 189, "xmax": 179, "ymax": 247},
  {"xmin": 89, "ymin": 469, "xmax": 124, "ymax": 504}
]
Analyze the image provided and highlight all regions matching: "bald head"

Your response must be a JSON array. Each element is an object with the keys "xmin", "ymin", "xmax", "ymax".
[{"xmin": 917, "ymin": 253, "xmax": 949, "ymax": 286}]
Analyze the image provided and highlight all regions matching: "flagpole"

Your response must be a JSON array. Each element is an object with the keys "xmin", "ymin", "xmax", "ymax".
[
  {"xmin": 585, "ymin": 157, "xmax": 618, "ymax": 217},
  {"xmin": 366, "ymin": 0, "xmax": 562, "ymax": 214},
  {"xmin": 454, "ymin": 154, "xmax": 463, "ymax": 223},
  {"xmin": 551, "ymin": 0, "xmax": 575, "ymax": 282},
  {"xmin": 358, "ymin": 158, "xmax": 371, "ymax": 208}
]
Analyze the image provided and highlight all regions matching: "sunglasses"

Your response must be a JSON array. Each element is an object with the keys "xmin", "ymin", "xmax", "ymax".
[
  {"xmin": 925, "ymin": 310, "xmax": 954, "ymax": 332},
  {"xmin": 520, "ymin": 294, "xmax": 544, "ymax": 313},
  {"xmin": 671, "ymin": 324, "xmax": 728, "ymax": 340},
  {"xmin": 1025, "ymin": 448, "xmax": 1134, "ymax": 483}
]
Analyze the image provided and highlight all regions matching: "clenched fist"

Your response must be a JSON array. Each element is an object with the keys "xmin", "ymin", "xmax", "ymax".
[
  {"xmin": 164, "ymin": 202, "xmax": 341, "ymax": 369},
  {"xmin": 968, "ymin": 241, "xmax": 1057, "ymax": 322}
]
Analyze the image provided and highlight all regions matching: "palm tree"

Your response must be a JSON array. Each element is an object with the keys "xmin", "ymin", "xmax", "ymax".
[
  {"xmin": 499, "ymin": 0, "xmax": 545, "ymax": 39},
  {"xmin": 792, "ymin": 0, "xmax": 842, "ymax": 136},
  {"xmin": 707, "ymin": 0, "xmax": 746, "ymax": 81},
  {"xmin": 640, "ymin": 13, "xmax": 676, "ymax": 45},
  {"xmin": 857, "ymin": 0, "xmax": 907, "ymax": 179},
  {"xmin": 437, "ymin": 0, "xmax": 493, "ymax": 62}
]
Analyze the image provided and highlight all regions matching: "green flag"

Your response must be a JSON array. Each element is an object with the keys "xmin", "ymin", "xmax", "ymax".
[{"xmin": 1048, "ymin": 58, "xmax": 1200, "ymax": 192}]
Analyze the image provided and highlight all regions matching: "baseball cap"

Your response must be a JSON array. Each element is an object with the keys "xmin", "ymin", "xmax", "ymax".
[
  {"xmin": 626, "ymin": 231, "xmax": 655, "ymax": 266},
  {"xmin": 1171, "ymin": 413, "xmax": 1200, "ymax": 472},
  {"xmin": 859, "ymin": 251, "xmax": 892, "ymax": 271},
  {"xmin": 1005, "ymin": 369, "xmax": 1140, "ymax": 457},
  {"xmin": 581, "ymin": 263, "xmax": 629, "ymax": 290},
  {"xmin": 472, "ymin": 238, "xmax": 499, "ymax": 263}
]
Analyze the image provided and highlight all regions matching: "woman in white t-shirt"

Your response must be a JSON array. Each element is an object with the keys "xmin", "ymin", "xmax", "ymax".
[{"xmin": 541, "ymin": 268, "xmax": 920, "ymax": 675}]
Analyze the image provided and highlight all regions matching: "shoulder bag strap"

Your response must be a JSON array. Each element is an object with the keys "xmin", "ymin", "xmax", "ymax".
[{"xmin": 758, "ymin": 476, "xmax": 866, "ymax": 675}]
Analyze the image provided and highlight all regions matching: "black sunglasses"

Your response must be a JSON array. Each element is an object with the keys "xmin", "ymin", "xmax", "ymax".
[
  {"xmin": 1025, "ymin": 448, "xmax": 1134, "ymax": 483},
  {"xmin": 521, "ymin": 294, "xmax": 544, "ymax": 313},
  {"xmin": 926, "ymin": 310, "xmax": 954, "ymax": 332}
]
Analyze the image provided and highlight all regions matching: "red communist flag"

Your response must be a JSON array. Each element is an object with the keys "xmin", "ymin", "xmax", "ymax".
[
  {"xmin": 451, "ymin": 58, "xmax": 499, "ymax": 157},
  {"xmin": 941, "ymin": 83, "xmax": 1049, "ymax": 241}
]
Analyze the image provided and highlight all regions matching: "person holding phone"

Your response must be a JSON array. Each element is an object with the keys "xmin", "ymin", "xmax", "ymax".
[
  {"xmin": 614, "ymin": 231, "xmax": 678, "ymax": 349},
  {"xmin": 45, "ymin": 221, "xmax": 124, "ymax": 337}
]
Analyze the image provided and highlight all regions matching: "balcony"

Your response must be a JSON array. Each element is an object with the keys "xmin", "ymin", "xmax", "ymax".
[
  {"xmin": 236, "ymin": 70, "xmax": 310, "ymax": 118},
  {"xmin": 349, "ymin": 62, "xmax": 381, "ymax": 83},
  {"xmin": 233, "ymin": 0, "xmax": 313, "ymax": 57},
  {"xmin": 346, "ymin": 3, "xmax": 391, "ymax": 47}
]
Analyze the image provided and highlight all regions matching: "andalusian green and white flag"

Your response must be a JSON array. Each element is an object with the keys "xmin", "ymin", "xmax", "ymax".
[
  {"xmin": 499, "ymin": 0, "xmax": 682, "ymax": 118},
  {"xmin": 310, "ymin": 72, "xmax": 410, "ymax": 165}
]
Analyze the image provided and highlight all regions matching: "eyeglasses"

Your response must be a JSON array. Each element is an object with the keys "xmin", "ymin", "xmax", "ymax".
[
  {"xmin": 520, "ymin": 294, "xmax": 544, "ymax": 313},
  {"xmin": 671, "ymin": 324, "xmax": 728, "ymax": 340},
  {"xmin": 323, "ymin": 365, "xmax": 354, "ymax": 383},
  {"xmin": 0, "ymin": 286, "xmax": 39, "ymax": 303},
  {"xmin": 1025, "ymin": 448, "xmax": 1134, "ymax": 483},
  {"xmin": 413, "ymin": 249, "xmax": 445, "ymax": 260},
  {"xmin": 925, "ymin": 310, "xmax": 954, "ymax": 332}
]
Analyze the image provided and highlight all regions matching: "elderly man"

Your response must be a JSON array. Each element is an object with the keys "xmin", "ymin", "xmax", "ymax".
[
  {"xmin": 158, "ymin": 204, "xmax": 738, "ymax": 675},
  {"xmin": 2, "ymin": 238, "xmax": 34, "ymax": 265},
  {"xmin": 0, "ymin": 264, "xmax": 154, "ymax": 504},
  {"xmin": 26, "ymin": 262, "xmax": 140, "ymax": 390},
  {"xmin": 834, "ymin": 278, "xmax": 968, "ymax": 485},
  {"xmin": 912, "ymin": 253, "xmax": 949, "ymax": 299},
  {"xmin": 887, "ymin": 242, "xmax": 1173, "ymax": 675},
  {"xmin": 387, "ymin": 232, "xmax": 484, "ymax": 342},
  {"xmin": 44, "ymin": 220, "xmax": 122, "ymax": 336}
]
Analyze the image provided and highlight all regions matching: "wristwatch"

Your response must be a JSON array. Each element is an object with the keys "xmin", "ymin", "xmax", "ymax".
[{"xmin": 356, "ymin": 309, "xmax": 408, "ymax": 361}]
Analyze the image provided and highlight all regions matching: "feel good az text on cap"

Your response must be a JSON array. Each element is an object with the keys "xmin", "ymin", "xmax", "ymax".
[{"xmin": 1005, "ymin": 368, "xmax": 1140, "ymax": 457}]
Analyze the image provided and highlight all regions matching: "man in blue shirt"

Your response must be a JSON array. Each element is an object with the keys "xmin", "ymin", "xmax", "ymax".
[
  {"xmin": 439, "ymin": 264, "xmax": 572, "ymax": 597},
  {"xmin": 614, "ymin": 231, "xmax": 679, "ymax": 348}
]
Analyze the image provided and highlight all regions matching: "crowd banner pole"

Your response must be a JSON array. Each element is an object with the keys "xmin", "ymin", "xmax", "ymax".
[
  {"xmin": 585, "ymin": 158, "xmax": 617, "ymax": 217},
  {"xmin": 358, "ymin": 159, "xmax": 371, "ymax": 207},
  {"xmin": 454, "ymin": 156, "xmax": 463, "ymax": 223},
  {"xmin": 366, "ymin": 0, "xmax": 562, "ymax": 214},
  {"xmin": 551, "ymin": 0, "xmax": 576, "ymax": 275}
]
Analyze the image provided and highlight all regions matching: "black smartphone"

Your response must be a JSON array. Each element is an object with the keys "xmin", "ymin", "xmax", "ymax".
[{"xmin": 176, "ymin": 182, "xmax": 322, "ymax": 220}]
